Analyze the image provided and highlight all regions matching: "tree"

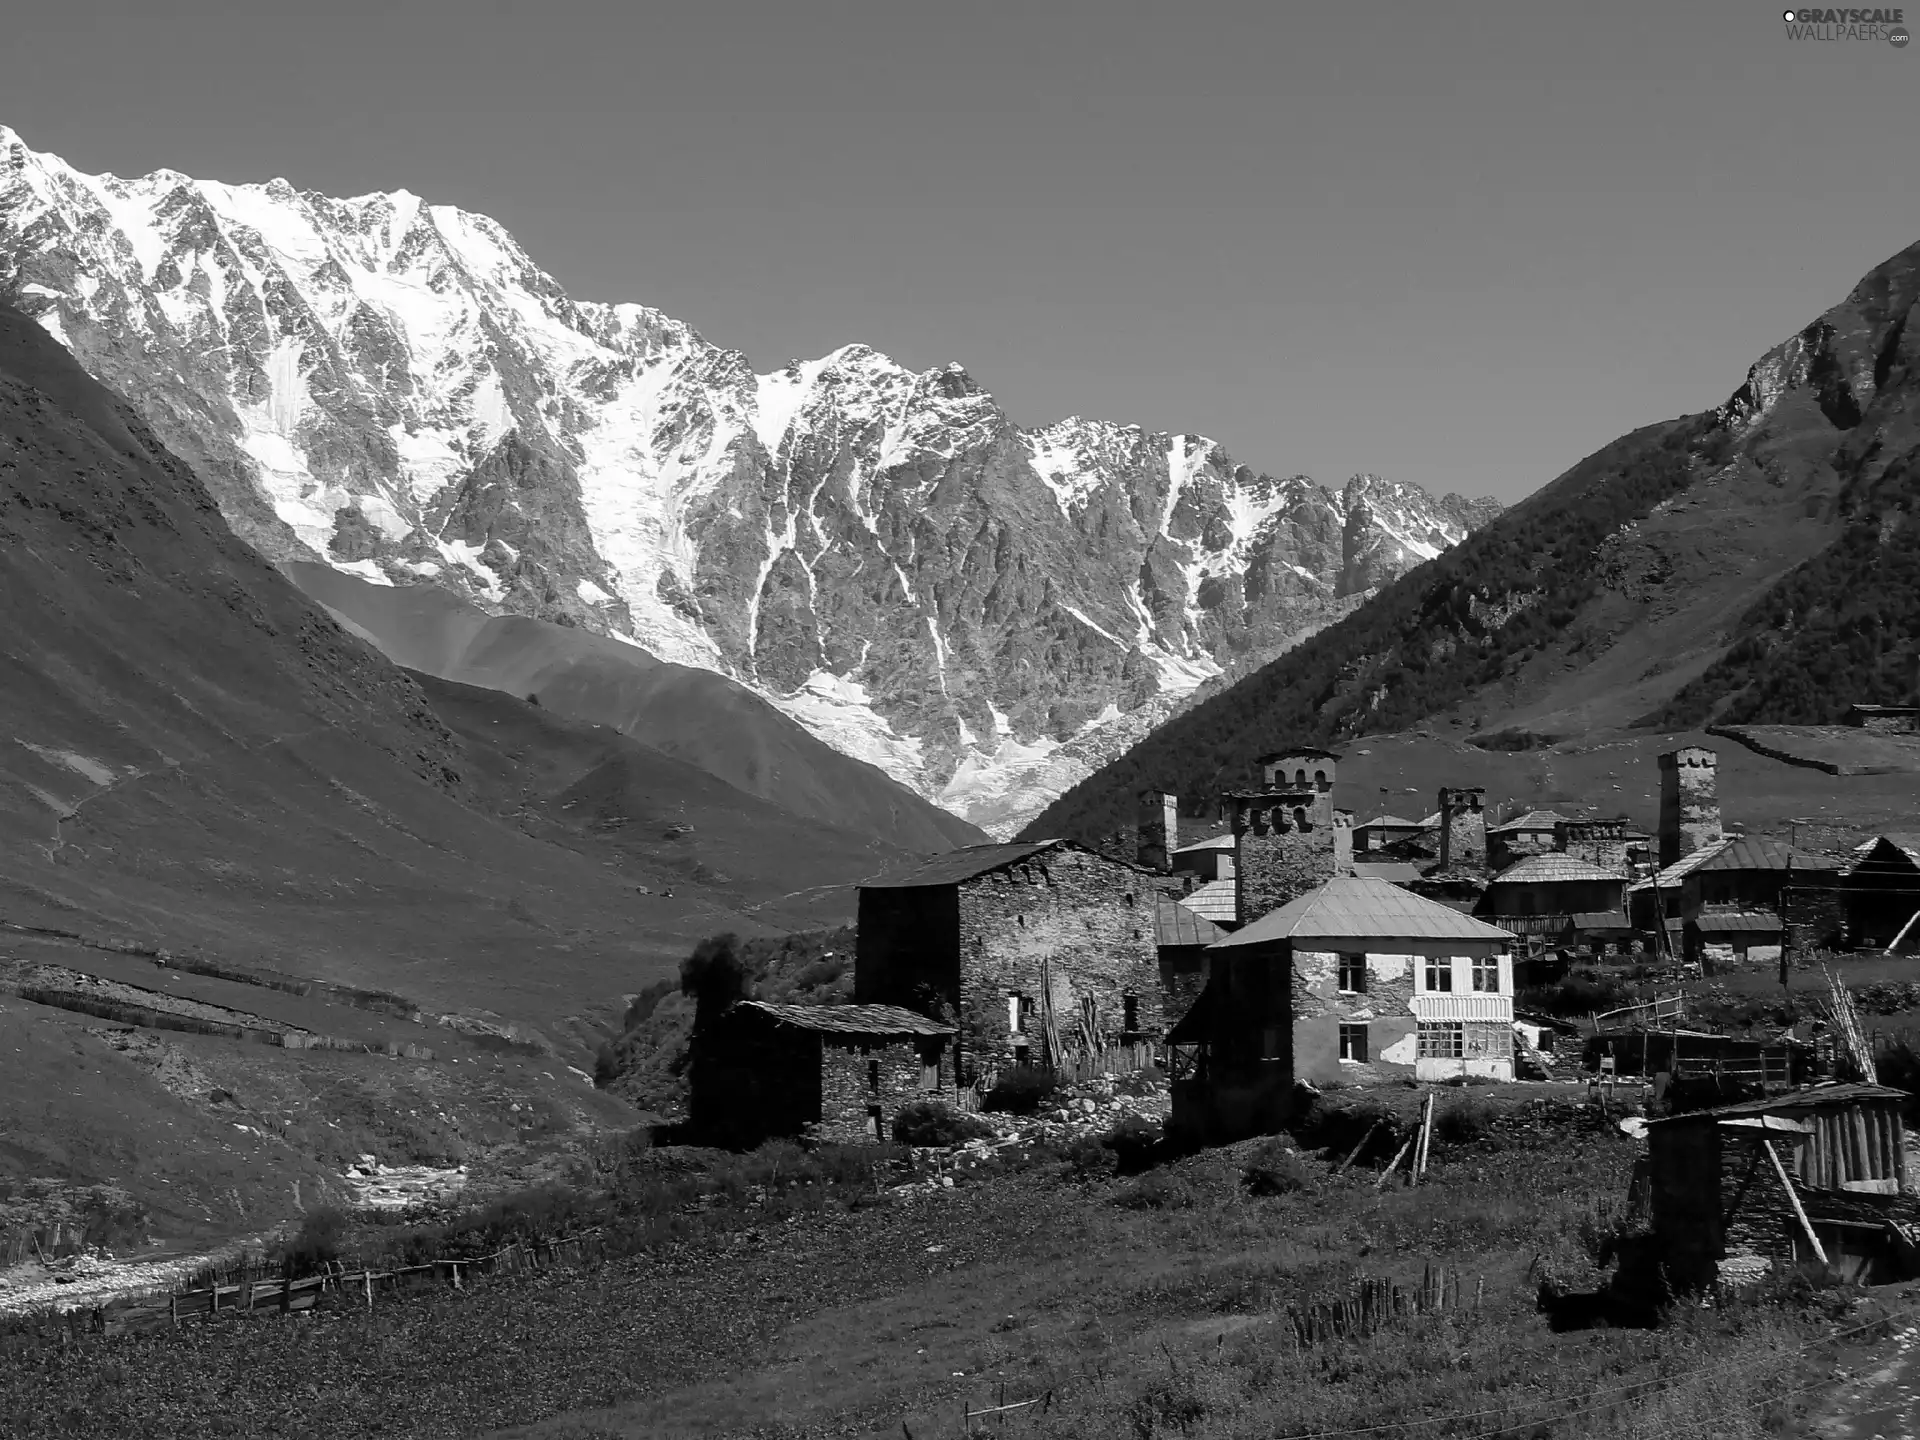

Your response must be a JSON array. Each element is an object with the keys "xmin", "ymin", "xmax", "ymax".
[{"xmin": 681, "ymin": 932, "xmax": 751, "ymax": 1032}]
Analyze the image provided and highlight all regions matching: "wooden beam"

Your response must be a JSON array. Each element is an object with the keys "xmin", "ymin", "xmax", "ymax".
[{"xmin": 1765, "ymin": 1139, "xmax": 1827, "ymax": 1266}]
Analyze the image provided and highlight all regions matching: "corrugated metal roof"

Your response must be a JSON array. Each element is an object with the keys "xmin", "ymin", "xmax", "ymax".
[
  {"xmin": 1353, "ymin": 861, "xmax": 1424, "ymax": 884},
  {"xmin": 735, "ymin": 1001, "xmax": 954, "ymax": 1037},
  {"xmin": 1155, "ymin": 899, "xmax": 1227, "ymax": 947},
  {"xmin": 1692, "ymin": 909, "xmax": 1784, "ymax": 933},
  {"xmin": 1179, "ymin": 878, "xmax": 1238, "ymax": 923},
  {"xmin": 860, "ymin": 840, "xmax": 1067, "ymax": 888},
  {"xmin": 1355, "ymin": 815, "xmax": 1421, "ymax": 830},
  {"xmin": 1691, "ymin": 836, "xmax": 1841, "ymax": 874},
  {"xmin": 1627, "ymin": 836, "xmax": 1735, "ymax": 893},
  {"xmin": 1649, "ymin": 1083, "xmax": 1908, "ymax": 1127},
  {"xmin": 1568, "ymin": 911, "xmax": 1635, "ymax": 932},
  {"xmin": 1489, "ymin": 809, "xmax": 1571, "ymax": 833},
  {"xmin": 1213, "ymin": 877, "xmax": 1516, "ymax": 947},
  {"xmin": 1491, "ymin": 854, "xmax": 1628, "ymax": 885}
]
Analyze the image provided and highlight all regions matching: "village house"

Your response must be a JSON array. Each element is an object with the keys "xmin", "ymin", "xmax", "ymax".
[
  {"xmin": 1846, "ymin": 703, "xmax": 1920, "ymax": 735},
  {"xmin": 1644, "ymin": 1084, "xmax": 1920, "ymax": 1288},
  {"xmin": 1483, "ymin": 853, "xmax": 1630, "ymax": 953},
  {"xmin": 1842, "ymin": 835, "xmax": 1920, "ymax": 950},
  {"xmin": 687, "ymin": 1001, "xmax": 955, "ymax": 1146},
  {"xmin": 1169, "ymin": 876, "xmax": 1516, "ymax": 1142},
  {"xmin": 854, "ymin": 839, "xmax": 1161, "ymax": 1088},
  {"xmin": 1629, "ymin": 835, "xmax": 1840, "ymax": 966},
  {"xmin": 1353, "ymin": 814, "xmax": 1429, "ymax": 855},
  {"xmin": 1486, "ymin": 809, "xmax": 1573, "ymax": 871},
  {"xmin": 1155, "ymin": 898, "xmax": 1227, "ymax": 1026}
]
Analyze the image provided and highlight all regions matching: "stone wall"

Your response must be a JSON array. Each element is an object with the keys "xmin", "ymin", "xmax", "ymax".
[
  {"xmin": 1231, "ymin": 795, "xmax": 1351, "ymax": 925},
  {"xmin": 1658, "ymin": 748, "xmax": 1723, "ymax": 869},
  {"xmin": 1783, "ymin": 882, "xmax": 1847, "ymax": 957},
  {"xmin": 816, "ymin": 1037, "xmax": 943, "ymax": 1144},
  {"xmin": 1291, "ymin": 946, "xmax": 1418, "ymax": 1085},
  {"xmin": 1438, "ymin": 788, "xmax": 1487, "ymax": 873},
  {"xmin": 1136, "ymin": 789, "xmax": 1178, "ymax": 871},
  {"xmin": 1158, "ymin": 944, "xmax": 1209, "ymax": 1027},
  {"xmin": 1556, "ymin": 818, "xmax": 1627, "ymax": 872},
  {"xmin": 953, "ymin": 846, "xmax": 1160, "ymax": 1085}
]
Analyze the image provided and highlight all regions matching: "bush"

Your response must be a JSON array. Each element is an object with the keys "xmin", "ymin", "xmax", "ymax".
[
  {"xmin": 891, "ymin": 1100, "xmax": 994, "ymax": 1148},
  {"xmin": 279, "ymin": 1207, "xmax": 348, "ymax": 1278},
  {"xmin": 1242, "ymin": 1140, "xmax": 1317, "ymax": 1196},
  {"xmin": 1065, "ymin": 1134, "xmax": 1119, "ymax": 1179},
  {"xmin": 1102, "ymin": 1114, "xmax": 1164, "ymax": 1174},
  {"xmin": 1434, "ymin": 1097, "xmax": 1496, "ymax": 1147},
  {"xmin": 981, "ymin": 1065, "xmax": 1059, "ymax": 1116},
  {"xmin": 1115, "ymin": 1171, "xmax": 1198, "ymax": 1210},
  {"xmin": 1287, "ymin": 1095, "xmax": 1394, "ymax": 1157}
]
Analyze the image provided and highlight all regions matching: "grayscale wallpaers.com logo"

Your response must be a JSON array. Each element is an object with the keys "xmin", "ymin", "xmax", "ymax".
[{"xmin": 1782, "ymin": 7, "xmax": 1910, "ymax": 43}]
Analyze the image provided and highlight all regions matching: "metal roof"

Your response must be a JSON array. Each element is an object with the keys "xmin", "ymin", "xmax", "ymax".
[
  {"xmin": 1568, "ymin": 911, "xmax": 1635, "ymax": 932},
  {"xmin": 1172, "ymin": 834, "xmax": 1236, "ymax": 854},
  {"xmin": 1691, "ymin": 909, "xmax": 1784, "ymax": 933},
  {"xmin": 1352, "ymin": 861, "xmax": 1424, "ymax": 884},
  {"xmin": 1213, "ymin": 876, "xmax": 1516, "ymax": 947},
  {"xmin": 1155, "ymin": 899, "xmax": 1227, "ymax": 947},
  {"xmin": 1491, "ymin": 854, "xmax": 1628, "ymax": 885},
  {"xmin": 1627, "ymin": 836, "xmax": 1734, "ymax": 892},
  {"xmin": 1690, "ymin": 836, "xmax": 1841, "ymax": 874},
  {"xmin": 1489, "ymin": 809, "xmax": 1571, "ymax": 834},
  {"xmin": 1179, "ymin": 878, "xmax": 1238, "ymax": 924},
  {"xmin": 734, "ymin": 1001, "xmax": 954, "ymax": 1037},
  {"xmin": 1355, "ymin": 815, "xmax": 1421, "ymax": 830},
  {"xmin": 1648, "ymin": 1083, "xmax": 1908, "ymax": 1127},
  {"xmin": 858, "ymin": 839, "xmax": 1156, "ymax": 888}
]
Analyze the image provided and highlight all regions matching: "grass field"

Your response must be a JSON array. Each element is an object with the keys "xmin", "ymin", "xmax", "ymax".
[{"xmin": 0, "ymin": 1087, "xmax": 1889, "ymax": 1440}]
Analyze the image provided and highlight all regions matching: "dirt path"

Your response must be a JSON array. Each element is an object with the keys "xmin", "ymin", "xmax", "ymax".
[{"xmin": 1801, "ymin": 1291, "xmax": 1920, "ymax": 1440}]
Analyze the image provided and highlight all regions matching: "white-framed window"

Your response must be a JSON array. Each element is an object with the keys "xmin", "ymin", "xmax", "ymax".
[
  {"xmin": 1337, "ymin": 954, "xmax": 1367, "ymax": 994},
  {"xmin": 1424, "ymin": 958, "xmax": 1453, "ymax": 992},
  {"xmin": 1339, "ymin": 1023, "xmax": 1369, "ymax": 1063},
  {"xmin": 1418, "ymin": 1022, "xmax": 1464, "ymax": 1058},
  {"xmin": 1472, "ymin": 956, "xmax": 1501, "ymax": 993},
  {"xmin": 1007, "ymin": 993, "xmax": 1034, "ymax": 1035}
]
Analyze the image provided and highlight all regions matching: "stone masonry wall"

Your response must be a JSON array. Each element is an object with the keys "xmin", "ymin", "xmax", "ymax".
[
  {"xmin": 1557, "ymin": 819, "xmax": 1627, "ymax": 873},
  {"xmin": 1659, "ymin": 748, "xmax": 1723, "ymax": 869},
  {"xmin": 1291, "ymin": 947, "xmax": 1418, "ymax": 1085},
  {"xmin": 1438, "ymin": 788, "xmax": 1487, "ymax": 873},
  {"xmin": 1136, "ymin": 790, "xmax": 1178, "ymax": 871},
  {"xmin": 1232, "ymin": 795, "xmax": 1344, "ymax": 926},
  {"xmin": 954, "ymin": 847, "xmax": 1160, "ymax": 1085},
  {"xmin": 816, "ymin": 1037, "xmax": 940, "ymax": 1144}
]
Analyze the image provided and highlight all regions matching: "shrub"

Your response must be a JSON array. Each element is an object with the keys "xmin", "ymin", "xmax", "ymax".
[
  {"xmin": 981, "ymin": 1065, "xmax": 1059, "ymax": 1116},
  {"xmin": 1434, "ymin": 1097, "xmax": 1495, "ymax": 1147},
  {"xmin": 1101, "ymin": 1114, "xmax": 1164, "ymax": 1174},
  {"xmin": 279, "ymin": 1207, "xmax": 348, "ymax": 1278},
  {"xmin": 1287, "ymin": 1095, "xmax": 1394, "ymax": 1156},
  {"xmin": 1065, "ymin": 1134, "xmax": 1120, "ymax": 1179},
  {"xmin": 1242, "ymin": 1140, "xmax": 1316, "ymax": 1196},
  {"xmin": 1115, "ymin": 1171, "xmax": 1199, "ymax": 1210},
  {"xmin": 891, "ymin": 1100, "xmax": 994, "ymax": 1148}
]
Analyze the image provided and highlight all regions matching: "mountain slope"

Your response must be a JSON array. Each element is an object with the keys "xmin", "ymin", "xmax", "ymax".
[
  {"xmin": 288, "ymin": 562, "xmax": 985, "ymax": 853},
  {"xmin": 0, "ymin": 124, "xmax": 1498, "ymax": 830},
  {"xmin": 1024, "ymin": 236, "xmax": 1920, "ymax": 844}
]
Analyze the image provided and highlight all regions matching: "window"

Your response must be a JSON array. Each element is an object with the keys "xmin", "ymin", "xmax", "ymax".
[
  {"xmin": 1337, "ymin": 954, "xmax": 1367, "ymax": 994},
  {"xmin": 1339, "ymin": 1023, "xmax": 1369, "ymax": 1063},
  {"xmin": 1472, "ymin": 956, "xmax": 1500, "ymax": 993},
  {"xmin": 867, "ymin": 1059, "xmax": 881, "ymax": 1096},
  {"xmin": 1008, "ymin": 993, "xmax": 1034, "ymax": 1035},
  {"xmin": 1424, "ymin": 958, "xmax": 1453, "ymax": 992},
  {"xmin": 1293, "ymin": 807, "xmax": 1311, "ymax": 831},
  {"xmin": 1418, "ymin": 1022, "xmax": 1465, "ymax": 1058},
  {"xmin": 1123, "ymin": 994, "xmax": 1140, "ymax": 1033}
]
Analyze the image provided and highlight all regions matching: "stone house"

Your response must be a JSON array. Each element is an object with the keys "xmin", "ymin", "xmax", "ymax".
[
  {"xmin": 1353, "ymin": 815, "xmax": 1426, "ymax": 855},
  {"xmin": 855, "ymin": 840, "xmax": 1160, "ymax": 1087},
  {"xmin": 1645, "ymin": 1084, "xmax": 1918, "ymax": 1289},
  {"xmin": 1155, "ymin": 899, "xmax": 1227, "ymax": 1026},
  {"xmin": 1629, "ymin": 836, "xmax": 1840, "ymax": 962},
  {"xmin": 687, "ymin": 1001, "xmax": 955, "ymax": 1146},
  {"xmin": 1170, "ymin": 877, "xmax": 1516, "ymax": 1142},
  {"xmin": 1846, "ymin": 704, "xmax": 1920, "ymax": 735},
  {"xmin": 1483, "ymin": 854, "xmax": 1630, "ymax": 953},
  {"xmin": 1223, "ymin": 747, "xmax": 1356, "ymax": 927},
  {"xmin": 1486, "ymin": 809, "xmax": 1572, "ymax": 871},
  {"xmin": 1169, "ymin": 833, "xmax": 1236, "ymax": 885}
]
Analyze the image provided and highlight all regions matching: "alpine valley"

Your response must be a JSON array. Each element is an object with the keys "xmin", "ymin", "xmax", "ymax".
[{"xmin": 0, "ymin": 125, "xmax": 1499, "ymax": 837}]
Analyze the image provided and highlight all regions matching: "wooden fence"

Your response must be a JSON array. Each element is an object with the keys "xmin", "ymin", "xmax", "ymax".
[
  {"xmin": 1287, "ymin": 1264, "xmax": 1481, "ymax": 1348},
  {"xmin": 0, "ymin": 1232, "xmax": 607, "ymax": 1354}
]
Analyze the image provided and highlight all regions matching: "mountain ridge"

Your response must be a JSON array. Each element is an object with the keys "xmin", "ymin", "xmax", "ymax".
[{"xmin": 0, "ymin": 123, "xmax": 1499, "ymax": 833}]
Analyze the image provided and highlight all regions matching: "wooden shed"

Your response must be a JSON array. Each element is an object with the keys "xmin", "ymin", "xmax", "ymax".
[{"xmin": 1645, "ymin": 1084, "xmax": 1920, "ymax": 1287}]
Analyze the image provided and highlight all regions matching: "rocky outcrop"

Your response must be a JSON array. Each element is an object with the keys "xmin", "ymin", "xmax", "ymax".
[{"xmin": 0, "ymin": 126, "xmax": 1499, "ymax": 828}]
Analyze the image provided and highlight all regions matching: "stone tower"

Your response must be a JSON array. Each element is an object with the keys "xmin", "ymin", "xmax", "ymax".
[
  {"xmin": 1556, "ymin": 817, "xmax": 1627, "ymax": 872},
  {"xmin": 1657, "ymin": 747, "xmax": 1722, "ymax": 868},
  {"xmin": 1136, "ymin": 789, "xmax": 1179, "ymax": 872},
  {"xmin": 1256, "ymin": 749, "xmax": 1340, "ymax": 818},
  {"xmin": 1436, "ymin": 787, "xmax": 1488, "ymax": 874},
  {"xmin": 1225, "ymin": 789, "xmax": 1353, "ymax": 926}
]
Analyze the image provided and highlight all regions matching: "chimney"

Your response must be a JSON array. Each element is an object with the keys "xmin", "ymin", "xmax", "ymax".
[
  {"xmin": 1437, "ymin": 786, "xmax": 1487, "ymax": 874},
  {"xmin": 1136, "ymin": 789, "xmax": 1178, "ymax": 872},
  {"xmin": 1657, "ymin": 747, "xmax": 1722, "ymax": 868}
]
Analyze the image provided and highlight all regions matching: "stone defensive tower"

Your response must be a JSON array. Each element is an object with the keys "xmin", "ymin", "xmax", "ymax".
[
  {"xmin": 1556, "ymin": 817, "xmax": 1628, "ymax": 873},
  {"xmin": 1436, "ymin": 786, "xmax": 1488, "ymax": 874},
  {"xmin": 1226, "ymin": 749, "xmax": 1351, "ymax": 925},
  {"xmin": 1135, "ymin": 789, "xmax": 1179, "ymax": 872},
  {"xmin": 1657, "ymin": 747, "xmax": 1722, "ymax": 869}
]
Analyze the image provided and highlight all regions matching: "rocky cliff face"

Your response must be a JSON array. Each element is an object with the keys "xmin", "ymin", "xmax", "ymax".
[{"xmin": 0, "ymin": 126, "xmax": 1499, "ymax": 834}]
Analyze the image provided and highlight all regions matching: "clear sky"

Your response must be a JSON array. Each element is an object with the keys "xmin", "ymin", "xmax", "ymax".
[{"xmin": 3, "ymin": 0, "xmax": 1915, "ymax": 504}]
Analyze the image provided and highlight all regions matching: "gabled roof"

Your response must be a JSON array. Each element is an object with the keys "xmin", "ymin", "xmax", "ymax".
[
  {"xmin": 1691, "ymin": 836, "xmax": 1840, "ymax": 874},
  {"xmin": 1353, "ymin": 861, "xmax": 1424, "ymax": 884},
  {"xmin": 1155, "ymin": 899, "xmax": 1227, "ymax": 947},
  {"xmin": 1491, "ymin": 854, "xmax": 1628, "ymax": 885},
  {"xmin": 1172, "ymin": 834, "xmax": 1236, "ymax": 854},
  {"xmin": 1212, "ymin": 877, "xmax": 1515, "ymax": 948},
  {"xmin": 1355, "ymin": 814, "xmax": 1421, "ymax": 830},
  {"xmin": 1489, "ymin": 809, "xmax": 1571, "ymax": 834},
  {"xmin": 734, "ymin": 1001, "xmax": 954, "ymax": 1037},
  {"xmin": 1179, "ymin": 878, "xmax": 1238, "ymax": 924},
  {"xmin": 1627, "ymin": 835, "xmax": 1735, "ymax": 892},
  {"xmin": 1853, "ymin": 835, "xmax": 1920, "ymax": 868}
]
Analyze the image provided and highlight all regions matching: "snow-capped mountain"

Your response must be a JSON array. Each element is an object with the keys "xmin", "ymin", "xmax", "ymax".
[{"xmin": 0, "ymin": 126, "xmax": 1501, "ymax": 835}]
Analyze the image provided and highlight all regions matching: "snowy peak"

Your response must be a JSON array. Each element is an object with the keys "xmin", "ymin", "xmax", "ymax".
[{"xmin": 0, "ymin": 125, "xmax": 1501, "ymax": 836}]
